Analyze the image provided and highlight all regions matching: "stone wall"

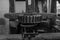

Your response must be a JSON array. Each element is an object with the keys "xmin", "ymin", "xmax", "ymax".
[{"xmin": 0, "ymin": 0, "xmax": 9, "ymax": 34}]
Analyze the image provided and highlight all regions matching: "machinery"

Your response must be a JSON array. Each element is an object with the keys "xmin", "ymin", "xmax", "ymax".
[{"xmin": 4, "ymin": 0, "xmax": 60, "ymax": 40}]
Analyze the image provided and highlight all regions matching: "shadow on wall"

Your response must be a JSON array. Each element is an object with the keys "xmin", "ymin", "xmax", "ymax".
[
  {"xmin": 0, "ymin": 18, "xmax": 6, "ymax": 25},
  {"xmin": 0, "ymin": 18, "xmax": 8, "ymax": 34}
]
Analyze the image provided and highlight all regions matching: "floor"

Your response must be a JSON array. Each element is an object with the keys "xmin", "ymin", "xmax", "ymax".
[{"xmin": 0, "ymin": 33, "xmax": 60, "ymax": 40}]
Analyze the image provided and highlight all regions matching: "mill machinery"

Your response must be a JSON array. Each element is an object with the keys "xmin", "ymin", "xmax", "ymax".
[{"xmin": 4, "ymin": 0, "xmax": 60, "ymax": 40}]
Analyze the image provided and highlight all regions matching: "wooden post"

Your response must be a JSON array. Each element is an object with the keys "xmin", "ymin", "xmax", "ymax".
[
  {"xmin": 51, "ymin": 0, "xmax": 56, "ymax": 13},
  {"xmin": 9, "ymin": 0, "xmax": 15, "ymax": 13},
  {"xmin": 50, "ymin": 0, "xmax": 52, "ymax": 13},
  {"xmin": 47, "ymin": 0, "xmax": 50, "ymax": 13},
  {"xmin": 38, "ymin": 1, "xmax": 43, "ymax": 13},
  {"xmin": 9, "ymin": 0, "xmax": 16, "ymax": 34}
]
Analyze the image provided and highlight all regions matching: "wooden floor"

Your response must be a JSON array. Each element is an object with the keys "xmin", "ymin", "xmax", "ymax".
[
  {"xmin": 35, "ymin": 33, "xmax": 60, "ymax": 39},
  {"xmin": 0, "ymin": 34, "xmax": 22, "ymax": 39},
  {"xmin": 0, "ymin": 33, "xmax": 60, "ymax": 39}
]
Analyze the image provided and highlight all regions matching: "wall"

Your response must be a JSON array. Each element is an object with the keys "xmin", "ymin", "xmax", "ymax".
[
  {"xmin": 0, "ymin": 0, "xmax": 9, "ymax": 34},
  {"xmin": 15, "ymin": 1, "xmax": 42, "ymax": 13},
  {"xmin": 15, "ymin": 1, "xmax": 26, "ymax": 13}
]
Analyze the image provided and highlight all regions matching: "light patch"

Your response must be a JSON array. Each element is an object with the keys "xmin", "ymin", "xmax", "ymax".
[{"xmin": 28, "ymin": 0, "xmax": 31, "ymax": 5}]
